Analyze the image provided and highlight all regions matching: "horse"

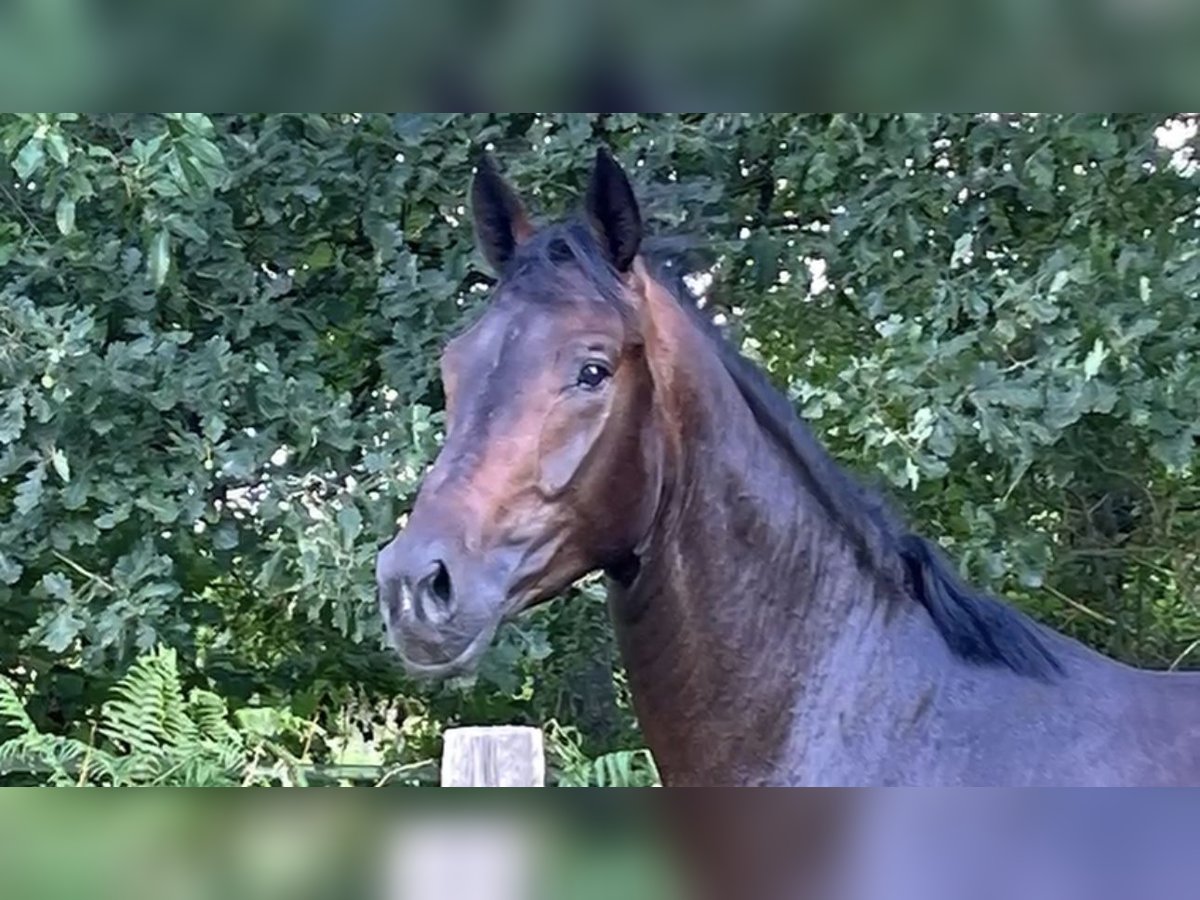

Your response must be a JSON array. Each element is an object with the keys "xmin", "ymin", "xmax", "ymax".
[{"xmin": 375, "ymin": 146, "xmax": 1200, "ymax": 786}]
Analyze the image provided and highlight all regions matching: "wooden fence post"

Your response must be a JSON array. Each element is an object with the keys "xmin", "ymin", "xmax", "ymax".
[
  {"xmin": 440, "ymin": 725, "xmax": 545, "ymax": 787},
  {"xmin": 385, "ymin": 726, "xmax": 545, "ymax": 899}
]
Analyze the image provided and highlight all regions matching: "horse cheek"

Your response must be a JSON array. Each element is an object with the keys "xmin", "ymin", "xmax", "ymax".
[{"xmin": 535, "ymin": 406, "xmax": 610, "ymax": 496}]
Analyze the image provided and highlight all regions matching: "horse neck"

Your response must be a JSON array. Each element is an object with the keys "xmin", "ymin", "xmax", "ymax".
[{"xmin": 609, "ymin": 318, "xmax": 909, "ymax": 784}]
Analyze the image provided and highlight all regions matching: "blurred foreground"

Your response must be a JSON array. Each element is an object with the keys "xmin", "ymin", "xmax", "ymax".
[
  {"xmin": 3, "ymin": 790, "xmax": 1199, "ymax": 900},
  {"xmin": 0, "ymin": 0, "xmax": 1196, "ymax": 105}
]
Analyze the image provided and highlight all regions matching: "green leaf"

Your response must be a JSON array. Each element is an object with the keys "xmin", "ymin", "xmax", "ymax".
[
  {"xmin": 0, "ymin": 391, "xmax": 25, "ymax": 443},
  {"xmin": 41, "ymin": 572, "xmax": 73, "ymax": 601},
  {"xmin": 235, "ymin": 707, "xmax": 290, "ymax": 739},
  {"xmin": 1025, "ymin": 146, "xmax": 1055, "ymax": 190},
  {"xmin": 392, "ymin": 113, "xmax": 437, "ymax": 144},
  {"xmin": 1048, "ymin": 269, "xmax": 1071, "ymax": 296},
  {"xmin": 13, "ymin": 137, "xmax": 45, "ymax": 180},
  {"xmin": 1082, "ymin": 338, "xmax": 1108, "ymax": 379},
  {"xmin": 42, "ymin": 607, "xmax": 84, "ymax": 653},
  {"xmin": 1150, "ymin": 429, "xmax": 1196, "ymax": 472},
  {"xmin": 50, "ymin": 448, "xmax": 70, "ymax": 482},
  {"xmin": 181, "ymin": 113, "xmax": 215, "ymax": 136},
  {"xmin": 1086, "ymin": 129, "xmax": 1119, "ymax": 160},
  {"xmin": 306, "ymin": 242, "xmax": 334, "ymax": 270},
  {"xmin": 14, "ymin": 464, "xmax": 46, "ymax": 515},
  {"xmin": 212, "ymin": 523, "xmax": 239, "ymax": 551},
  {"xmin": 55, "ymin": 196, "xmax": 76, "ymax": 235},
  {"xmin": 95, "ymin": 505, "xmax": 132, "ymax": 530},
  {"xmin": 148, "ymin": 229, "xmax": 171, "ymax": 288},
  {"xmin": 337, "ymin": 505, "xmax": 363, "ymax": 548},
  {"xmin": 202, "ymin": 414, "xmax": 226, "ymax": 443},
  {"xmin": 135, "ymin": 494, "xmax": 180, "ymax": 524},
  {"xmin": 60, "ymin": 477, "xmax": 90, "ymax": 511},
  {"xmin": 134, "ymin": 582, "xmax": 181, "ymax": 602},
  {"xmin": 972, "ymin": 383, "xmax": 1042, "ymax": 410},
  {"xmin": 0, "ymin": 554, "xmax": 22, "ymax": 586},
  {"xmin": 131, "ymin": 134, "xmax": 167, "ymax": 165},
  {"xmin": 46, "ymin": 131, "xmax": 71, "ymax": 166},
  {"xmin": 183, "ymin": 135, "xmax": 225, "ymax": 169},
  {"xmin": 950, "ymin": 233, "xmax": 973, "ymax": 267},
  {"xmin": 162, "ymin": 214, "xmax": 207, "ymax": 243}
]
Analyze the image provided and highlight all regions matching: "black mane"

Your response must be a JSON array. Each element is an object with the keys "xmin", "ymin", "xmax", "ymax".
[{"xmin": 513, "ymin": 219, "xmax": 1063, "ymax": 681}]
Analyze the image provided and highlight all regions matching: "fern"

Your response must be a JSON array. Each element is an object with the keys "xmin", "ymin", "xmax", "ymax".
[
  {"xmin": 545, "ymin": 719, "xmax": 661, "ymax": 787},
  {"xmin": 0, "ymin": 676, "xmax": 35, "ymax": 732},
  {"xmin": 0, "ymin": 676, "xmax": 114, "ymax": 785},
  {"xmin": 1, "ymin": 647, "xmax": 305, "ymax": 786},
  {"xmin": 96, "ymin": 648, "xmax": 250, "ymax": 785},
  {"xmin": 588, "ymin": 748, "xmax": 660, "ymax": 787},
  {"xmin": 101, "ymin": 648, "xmax": 189, "ymax": 781}
]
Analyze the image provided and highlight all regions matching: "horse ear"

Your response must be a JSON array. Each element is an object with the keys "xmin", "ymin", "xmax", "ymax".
[
  {"xmin": 471, "ymin": 152, "xmax": 533, "ymax": 273},
  {"xmin": 585, "ymin": 146, "xmax": 642, "ymax": 273}
]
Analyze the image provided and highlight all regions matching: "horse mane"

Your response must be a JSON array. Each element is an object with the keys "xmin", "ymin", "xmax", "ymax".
[{"xmin": 512, "ymin": 218, "xmax": 1063, "ymax": 681}]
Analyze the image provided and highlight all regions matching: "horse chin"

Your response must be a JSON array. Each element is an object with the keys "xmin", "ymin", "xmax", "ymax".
[
  {"xmin": 389, "ymin": 585, "xmax": 555, "ymax": 679},
  {"xmin": 393, "ymin": 619, "xmax": 500, "ymax": 680}
]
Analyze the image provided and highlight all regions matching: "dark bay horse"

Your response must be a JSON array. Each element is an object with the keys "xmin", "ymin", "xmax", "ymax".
[{"xmin": 376, "ymin": 147, "xmax": 1200, "ymax": 786}]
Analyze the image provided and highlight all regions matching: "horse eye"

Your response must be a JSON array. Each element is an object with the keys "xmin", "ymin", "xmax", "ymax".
[{"xmin": 576, "ymin": 362, "xmax": 612, "ymax": 389}]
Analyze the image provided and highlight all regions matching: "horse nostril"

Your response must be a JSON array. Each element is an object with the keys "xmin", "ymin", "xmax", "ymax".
[
  {"xmin": 410, "ymin": 559, "xmax": 453, "ymax": 624},
  {"xmin": 429, "ymin": 560, "xmax": 452, "ymax": 606}
]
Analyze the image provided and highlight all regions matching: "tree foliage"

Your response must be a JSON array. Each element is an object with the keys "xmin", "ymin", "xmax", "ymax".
[{"xmin": 2, "ymin": 114, "xmax": 1198, "ymax": 782}]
